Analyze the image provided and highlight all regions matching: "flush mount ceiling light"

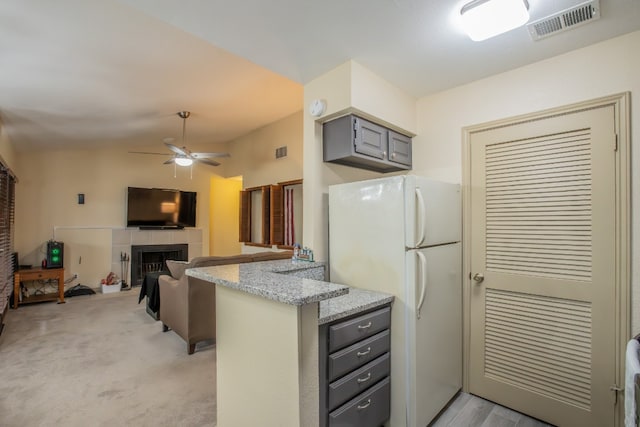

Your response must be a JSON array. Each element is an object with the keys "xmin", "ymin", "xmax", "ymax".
[{"xmin": 460, "ymin": 0, "xmax": 530, "ymax": 41}]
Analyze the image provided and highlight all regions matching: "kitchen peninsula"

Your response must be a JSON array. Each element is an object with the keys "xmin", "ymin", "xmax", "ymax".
[{"xmin": 187, "ymin": 259, "xmax": 393, "ymax": 427}]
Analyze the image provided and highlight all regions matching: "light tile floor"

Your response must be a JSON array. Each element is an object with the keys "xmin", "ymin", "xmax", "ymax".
[{"xmin": 430, "ymin": 392, "xmax": 554, "ymax": 427}]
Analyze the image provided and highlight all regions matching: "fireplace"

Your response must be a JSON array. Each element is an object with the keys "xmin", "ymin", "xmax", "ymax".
[{"xmin": 131, "ymin": 244, "xmax": 188, "ymax": 286}]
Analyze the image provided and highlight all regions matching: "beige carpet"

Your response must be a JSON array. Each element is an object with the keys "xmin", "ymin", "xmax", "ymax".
[{"xmin": 0, "ymin": 290, "xmax": 216, "ymax": 427}]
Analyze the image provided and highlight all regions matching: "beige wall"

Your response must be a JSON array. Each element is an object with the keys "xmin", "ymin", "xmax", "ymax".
[
  {"xmin": 210, "ymin": 175, "xmax": 242, "ymax": 256},
  {"xmin": 14, "ymin": 142, "xmax": 225, "ymax": 283},
  {"xmin": 11, "ymin": 111, "xmax": 304, "ymax": 276},
  {"xmin": 303, "ymin": 60, "xmax": 417, "ymax": 262},
  {"xmin": 302, "ymin": 32, "xmax": 640, "ymax": 331},
  {"xmin": 225, "ymin": 111, "xmax": 303, "ymax": 188},
  {"xmin": 414, "ymin": 30, "xmax": 640, "ymax": 332},
  {"xmin": 222, "ymin": 111, "xmax": 304, "ymax": 253}
]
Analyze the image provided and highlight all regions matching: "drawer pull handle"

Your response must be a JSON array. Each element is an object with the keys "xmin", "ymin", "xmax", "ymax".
[
  {"xmin": 357, "ymin": 399, "xmax": 371, "ymax": 410},
  {"xmin": 357, "ymin": 322, "xmax": 372, "ymax": 330},
  {"xmin": 357, "ymin": 373, "xmax": 371, "ymax": 383},
  {"xmin": 356, "ymin": 347, "xmax": 371, "ymax": 357}
]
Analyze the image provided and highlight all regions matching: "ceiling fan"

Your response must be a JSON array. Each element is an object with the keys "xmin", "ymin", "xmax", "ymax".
[{"xmin": 130, "ymin": 111, "xmax": 230, "ymax": 167}]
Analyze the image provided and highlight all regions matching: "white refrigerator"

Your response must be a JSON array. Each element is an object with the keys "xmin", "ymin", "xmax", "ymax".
[{"xmin": 329, "ymin": 175, "xmax": 461, "ymax": 427}]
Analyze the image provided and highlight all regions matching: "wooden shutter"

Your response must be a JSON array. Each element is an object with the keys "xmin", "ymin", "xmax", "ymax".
[
  {"xmin": 261, "ymin": 186, "xmax": 271, "ymax": 244},
  {"xmin": 270, "ymin": 185, "xmax": 284, "ymax": 245},
  {"xmin": 239, "ymin": 190, "xmax": 250, "ymax": 242}
]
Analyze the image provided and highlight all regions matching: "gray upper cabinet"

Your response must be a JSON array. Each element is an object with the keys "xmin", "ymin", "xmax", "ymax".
[
  {"xmin": 354, "ymin": 118, "xmax": 386, "ymax": 160},
  {"xmin": 323, "ymin": 115, "xmax": 412, "ymax": 173},
  {"xmin": 388, "ymin": 130, "xmax": 412, "ymax": 166}
]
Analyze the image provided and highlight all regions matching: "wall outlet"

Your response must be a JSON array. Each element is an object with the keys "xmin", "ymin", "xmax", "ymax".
[{"xmin": 73, "ymin": 273, "xmax": 79, "ymax": 280}]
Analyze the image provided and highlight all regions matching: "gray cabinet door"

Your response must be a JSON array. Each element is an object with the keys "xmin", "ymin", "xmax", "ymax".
[
  {"xmin": 388, "ymin": 130, "xmax": 412, "ymax": 166},
  {"xmin": 353, "ymin": 117, "xmax": 387, "ymax": 160}
]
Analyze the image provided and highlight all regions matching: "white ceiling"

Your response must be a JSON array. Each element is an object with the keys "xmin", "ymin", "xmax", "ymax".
[{"xmin": 1, "ymin": 0, "xmax": 639, "ymax": 151}]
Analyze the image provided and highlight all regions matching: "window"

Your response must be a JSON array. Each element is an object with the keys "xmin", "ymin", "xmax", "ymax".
[
  {"xmin": 239, "ymin": 179, "xmax": 302, "ymax": 248},
  {"xmin": 239, "ymin": 186, "xmax": 271, "ymax": 246},
  {"xmin": 274, "ymin": 179, "xmax": 302, "ymax": 248}
]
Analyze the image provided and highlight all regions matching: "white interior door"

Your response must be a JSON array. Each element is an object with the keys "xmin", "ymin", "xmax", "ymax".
[{"xmin": 467, "ymin": 105, "xmax": 618, "ymax": 426}]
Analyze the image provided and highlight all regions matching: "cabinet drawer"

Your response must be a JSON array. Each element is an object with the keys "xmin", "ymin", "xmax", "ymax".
[
  {"xmin": 329, "ymin": 352, "xmax": 390, "ymax": 411},
  {"xmin": 329, "ymin": 377, "xmax": 390, "ymax": 427},
  {"xmin": 20, "ymin": 272, "xmax": 46, "ymax": 280},
  {"xmin": 329, "ymin": 306, "xmax": 390, "ymax": 352},
  {"xmin": 329, "ymin": 330, "xmax": 390, "ymax": 382}
]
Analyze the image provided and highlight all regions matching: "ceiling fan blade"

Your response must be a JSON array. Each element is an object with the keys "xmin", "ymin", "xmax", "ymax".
[
  {"xmin": 129, "ymin": 151, "xmax": 172, "ymax": 156},
  {"xmin": 164, "ymin": 143, "xmax": 188, "ymax": 156},
  {"xmin": 163, "ymin": 158, "xmax": 176, "ymax": 165},
  {"xmin": 196, "ymin": 158, "xmax": 220, "ymax": 167},
  {"xmin": 191, "ymin": 152, "xmax": 231, "ymax": 159}
]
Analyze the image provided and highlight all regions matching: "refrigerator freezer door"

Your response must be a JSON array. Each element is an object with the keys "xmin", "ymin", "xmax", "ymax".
[
  {"xmin": 405, "ymin": 243, "xmax": 462, "ymax": 427},
  {"xmin": 405, "ymin": 176, "xmax": 461, "ymax": 248},
  {"xmin": 329, "ymin": 176, "xmax": 406, "ymax": 292}
]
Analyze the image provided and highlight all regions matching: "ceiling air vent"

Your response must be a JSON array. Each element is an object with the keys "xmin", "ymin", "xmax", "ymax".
[{"xmin": 527, "ymin": 0, "xmax": 600, "ymax": 41}]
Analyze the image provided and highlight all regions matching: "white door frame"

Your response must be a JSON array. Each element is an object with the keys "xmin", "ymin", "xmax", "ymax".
[{"xmin": 461, "ymin": 92, "xmax": 630, "ymax": 425}]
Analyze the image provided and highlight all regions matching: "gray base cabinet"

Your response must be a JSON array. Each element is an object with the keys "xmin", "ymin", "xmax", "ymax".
[
  {"xmin": 323, "ymin": 115, "xmax": 412, "ymax": 173},
  {"xmin": 319, "ymin": 305, "xmax": 391, "ymax": 427}
]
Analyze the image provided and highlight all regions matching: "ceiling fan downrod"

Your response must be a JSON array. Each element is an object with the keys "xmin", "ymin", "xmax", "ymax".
[{"xmin": 178, "ymin": 111, "xmax": 190, "ymax": 147}]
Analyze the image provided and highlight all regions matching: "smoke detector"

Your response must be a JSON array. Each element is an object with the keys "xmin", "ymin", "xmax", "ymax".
[{"xmin": 527, "ymin": 0, "xmax": 600, "ymax": 41}]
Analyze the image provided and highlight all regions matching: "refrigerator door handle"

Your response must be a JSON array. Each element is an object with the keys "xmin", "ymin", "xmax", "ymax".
[
  {"xmin": 416, "ymin": 251, "xmax": 427, "ymax": 319},
  {"xmin": 415, "ymin": 188, "xmax": 426, "ymax": 247}
]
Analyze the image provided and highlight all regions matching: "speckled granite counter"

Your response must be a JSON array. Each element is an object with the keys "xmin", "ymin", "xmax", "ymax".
[
  {"xmin": 187, "ymin": 259, "xmax": 393, "ymax": 323},
  {"xmin": 197, "ymin": 258, "xmax": 345, "ymax": 426},
  {"xmin": 188, "ymin": 258, "xmax": 394, "ymax": 426},
  {"xmin": 318, "ymin": 287, "xmax": 394, "ymax": 325},
  {"xmin": 186, "ymin": 259, "xmax": 348, "ymax": 306}
]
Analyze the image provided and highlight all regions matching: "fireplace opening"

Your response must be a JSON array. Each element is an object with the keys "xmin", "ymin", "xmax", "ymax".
[{"xmin": 131, "ymin": 244, "xmax": 188, "ymax": 286}]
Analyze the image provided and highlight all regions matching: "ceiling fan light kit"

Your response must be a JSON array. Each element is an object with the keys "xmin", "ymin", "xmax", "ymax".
[
  {"xmin": 129, "ymin": 111, "xmax": 230, "ymax": 173},
  {"xmin": 460, "ymin": 0, "xmax": 530, "ymax": 41},
  {"xmin": 174, "ymin": 157, "xmax": 193, "ymax": 167}
]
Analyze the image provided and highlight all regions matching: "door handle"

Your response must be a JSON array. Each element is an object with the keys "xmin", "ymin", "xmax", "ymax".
[
  {"xmin": 416, "ymin": 251, "xmax": 427, "ymax": 319},
  {"xmin": 357, "ymin": 322, "xmax": 372, "ymax": 330},
  {"xmin": 415, "ymin": 188, "xmax": 426, "ymax": 247},
  {"xmin": 357, "ymin": 399, "xmax": 371, "ymax": 410},
  {"xmin": 357, "ymin": 347, "xmax": 371, "ymax": 357},
  {"xmin": 472, "ymin": 273, "xmax": 484, "ymax": 284},
  {"xmin": 357, "ymin": 373, "xmax": 372, "ymax": 383}
]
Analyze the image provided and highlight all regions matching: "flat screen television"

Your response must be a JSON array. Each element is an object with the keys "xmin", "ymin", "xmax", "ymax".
[{"xmin": 126, "ymin": 187, "xmax": 197, "ymax": 228}]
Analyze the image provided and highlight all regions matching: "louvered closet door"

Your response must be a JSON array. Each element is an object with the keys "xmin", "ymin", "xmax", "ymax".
[{"xmin": 468, "ymin": 105, "xmax": 616, "ymax": 427}]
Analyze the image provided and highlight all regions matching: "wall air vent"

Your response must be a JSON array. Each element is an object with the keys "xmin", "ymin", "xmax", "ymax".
[
  {"xmin": 527, "ymin": 0, "xmax": 600, "ymax": 41},
  {"xmin": 275, "ymin": 146, "xmax": 287, "ymax": 159}
]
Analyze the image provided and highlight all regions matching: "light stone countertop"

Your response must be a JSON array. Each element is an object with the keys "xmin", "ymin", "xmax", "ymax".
[
  {"xmin": 187, "ymin": 258, "xmax": 394, "ymax": 323},
  {"xmin": 186, "ymin": 259, "xmax": 348, "ymax": 306},
  {"xmin": 318, "ymin": 287, "xmax": 394, "ymax": 325}
]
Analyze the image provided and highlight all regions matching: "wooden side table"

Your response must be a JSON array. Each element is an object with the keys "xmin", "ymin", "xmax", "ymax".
[{"xmin": 13, "ymin": 268, "xmax": 65, "ymax": 308}]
